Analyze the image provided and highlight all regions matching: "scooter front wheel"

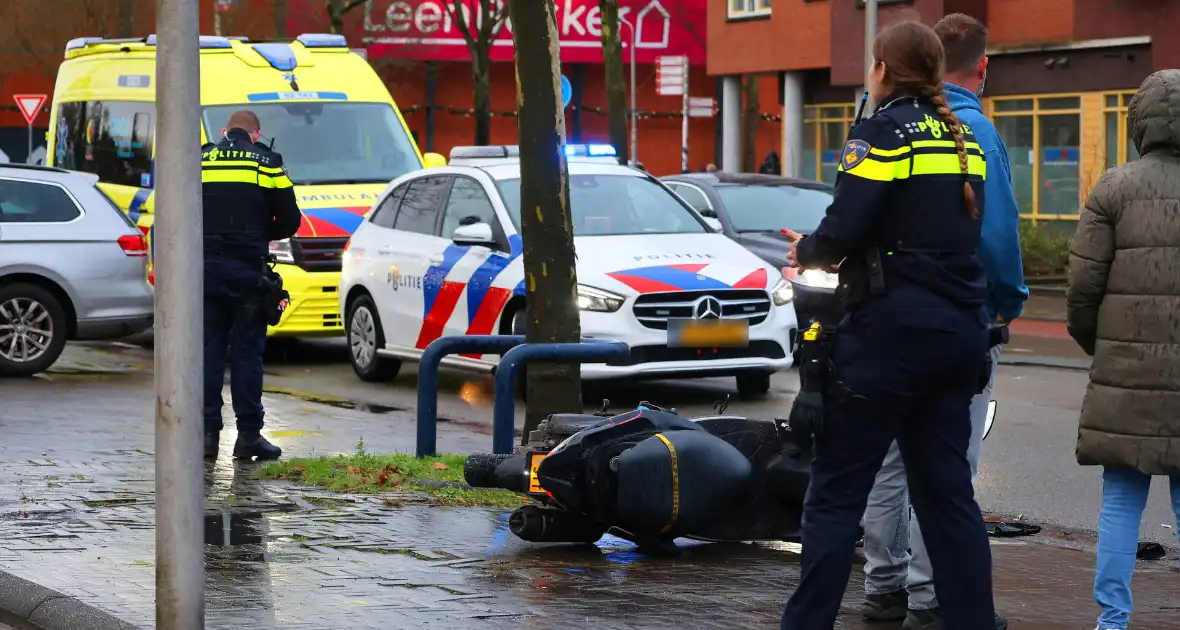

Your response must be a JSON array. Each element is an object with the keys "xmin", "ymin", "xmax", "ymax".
[{"xmin": 509, "ymin": 504, "xmax": 606, "ymax": 544}]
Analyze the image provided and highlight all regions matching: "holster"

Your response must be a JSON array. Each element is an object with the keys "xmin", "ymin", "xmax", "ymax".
[
  {"xmin": 788, "ymin": 325, "xmax": 836, "ymax": 451},
  {"xmin": 256, "ymin": 258, "xmax": 290, "ymax": 327},
  {"xmin": 836, "ymin": 247, "xmax": 887, "ymax": 309}
]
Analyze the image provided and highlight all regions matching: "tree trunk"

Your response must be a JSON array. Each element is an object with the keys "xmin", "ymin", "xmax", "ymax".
[
  {"xmin": 741, "ymin": 75, "xmax": 760, "ymax": 173},
  {"xmin": 472, "ymin": 50, "xmax": 493, "ymax": 146},
  {"xmin": 506, "ymin": 0, "xmax": 582, "ymax": 443},
  {"xmin": 116, "ymin": 0, "xmax": 133, "ymax": 38},
  {"xmin": 598, "ymin": 0, "xmax": 628, "ymax": 165},
  {"xmin": 275, "ymin": 0, "xmax": 289, "ymax": 37}
]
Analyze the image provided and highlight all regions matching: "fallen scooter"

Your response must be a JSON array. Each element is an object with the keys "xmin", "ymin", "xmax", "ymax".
[{"xmin": 464, "ymin": 400, "xmax": 812, "ymax": 556}]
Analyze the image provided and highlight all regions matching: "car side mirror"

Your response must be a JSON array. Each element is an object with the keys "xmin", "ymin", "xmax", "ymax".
[
  {"xmin": 421, "ymin": 152, "xmax": 447, "ymax": 169},
  {"xmin": 452, "ymin": 222, "xmax": 495, "ymax": 247},
  {"xmin": 703, "ymin": 217, "xmax": 723, "ymax": 232}
]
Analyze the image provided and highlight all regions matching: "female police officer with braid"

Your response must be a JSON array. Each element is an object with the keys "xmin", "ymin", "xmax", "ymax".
[{"xmin": 780, "ymin": 21, "xmax": 997, "ymax": 630}]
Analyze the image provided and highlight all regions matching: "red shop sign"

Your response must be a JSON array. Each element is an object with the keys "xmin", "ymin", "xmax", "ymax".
[{"xmin": 329, "ymin": 0, "xmax": 706, "ymax": 66}]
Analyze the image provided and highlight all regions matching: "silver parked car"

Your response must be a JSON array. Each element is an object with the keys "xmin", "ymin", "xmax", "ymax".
[{"xmin": 0, "ymin": 164, "xmax": 153, "ymax": 376}]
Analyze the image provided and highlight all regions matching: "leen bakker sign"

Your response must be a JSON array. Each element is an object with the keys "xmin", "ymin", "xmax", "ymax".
[{"xmin": 339, "ymin": 0, "xmax": 706, "ymax": 65}]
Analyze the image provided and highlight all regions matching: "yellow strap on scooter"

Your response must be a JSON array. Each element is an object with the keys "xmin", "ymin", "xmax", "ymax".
[{"xmin": 654, "ymin": 433, "xmax": 680, "ymax": 534}]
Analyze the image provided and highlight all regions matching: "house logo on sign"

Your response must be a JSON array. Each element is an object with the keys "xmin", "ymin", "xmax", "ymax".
[{"xmin": 634, "ymin": 0, "xmax": 671, "ymax": 50}]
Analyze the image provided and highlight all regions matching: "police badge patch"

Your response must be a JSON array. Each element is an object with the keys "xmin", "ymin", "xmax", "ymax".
[{"xmin": 841, "ymin": 139, "xmax": 871, "ymax": 170}]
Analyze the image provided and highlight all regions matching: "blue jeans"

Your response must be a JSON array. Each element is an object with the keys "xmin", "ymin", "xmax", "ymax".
[
  {"xmin": 203, "ymin": 259, "xmax": 268, "ymax": 435},
  {"xmin": 782, "ymin": 303, "xmax": 995, "ymax": 630},
  {"xmin": 1095, "ymin": 467, "xmax": 1180, "ymax": 629}
]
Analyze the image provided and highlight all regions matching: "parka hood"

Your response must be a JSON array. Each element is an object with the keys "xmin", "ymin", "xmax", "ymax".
[{"xmin": 1129, "ymin": 69, "xmax": 1180, "ymax": 157}]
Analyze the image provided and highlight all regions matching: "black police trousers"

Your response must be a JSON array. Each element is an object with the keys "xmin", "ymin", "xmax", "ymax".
[
  {"xmin": 782, "ymin": 301, "xmax": 995, "ymax": 630},
  {"xmin": 203, "ymin": 258, "xmax": 268, "ymax": 435}
]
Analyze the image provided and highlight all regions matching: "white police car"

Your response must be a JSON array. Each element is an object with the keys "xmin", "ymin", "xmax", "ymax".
[{"xmin": 338, "ymin": 145, "xmax": 798, "ymax": 396}]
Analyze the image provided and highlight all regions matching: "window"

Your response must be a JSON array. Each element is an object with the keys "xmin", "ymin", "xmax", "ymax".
[
  {"xmin": 441, "ymin": 177, "xmax": 498, "ymax": 238},
  {"xmin": 0, "ymin": 179, "xmax": 82, "ymax": 223},
  {"xmin": 729, "ymin": 0, "xmax": 771, "ymax": 18},
  {"xmin": 497, "ymin": 175, "xmax": 708, "ymax": 236},
  {"xmin": 667, "ymin": 183, "xmax": 713, "ymax": 214},
  {"xmin": 989, "ymin": 95, "xmax": 1081, "ymax": 220},
  {"xmin": 715, "ymin": 185, "xmax": 833, "ymax": 233},
  {"xmin": 393, "ymin": 176, "xmax": 450, "ymax": 235},
  {"xmin": 202, "ymin": 102, "xmax": 421, "ymax": 186},
  {"xmin": 803, "ymin": 104, "xmax": 857, "ymax": 185},
  {"xmin": 1102, "ymin": 91, "xmax": 1139, "ymax": 171},
  {"xmin": 54, "ymin": 101, "xmax": 154, "ymax": 188},
  {"xmin": 371, "ymin": 184, "xmax": 408, "ymax": 229}
]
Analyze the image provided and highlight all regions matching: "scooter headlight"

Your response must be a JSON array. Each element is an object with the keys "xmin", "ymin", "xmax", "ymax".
[
  {"xmin": 771, "ymin": 277, "xmax": 795, "ymax": 306},
  {"xmin": 795, "ymin": 269, "xmax": 840, "ymax": 290}
]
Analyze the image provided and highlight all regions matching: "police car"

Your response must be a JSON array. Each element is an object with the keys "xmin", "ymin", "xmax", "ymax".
[{"xmin": 338, "ymin": 145, "xmax": 798, "ymax": 396}]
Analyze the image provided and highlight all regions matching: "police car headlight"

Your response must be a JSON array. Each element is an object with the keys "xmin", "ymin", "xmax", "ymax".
[
  {"xmin": 577, "ymin": 285, "xmax": 624, "ymax": 312},
  {"xmin": 796, "ymin": 269, "xmax": 840, "ymax": 290},
  {"xmin": 771, "ymin": 277, "xmax": 795, "ymax": 306},
  {"xmin": 269, "ymin": 239, "xmax": 294, "ymax": 264}
]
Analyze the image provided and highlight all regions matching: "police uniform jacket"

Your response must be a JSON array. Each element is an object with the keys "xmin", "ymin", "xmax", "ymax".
[
  {"xmin": 796, "ymin": 92, "xmax": 988, "ymax": 312},
  {"xmin": 202, "ymin": 128, "xmax": 302, "ymax": 262}
]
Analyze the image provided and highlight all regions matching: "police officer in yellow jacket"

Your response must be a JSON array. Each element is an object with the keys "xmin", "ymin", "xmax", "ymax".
[
  {"xmin": 780, "ymin": 22, "xmax": 997, "ymax": 629},
  {"xmin": 202, "ymin": 110, "xmax": 301, "ymax": 461}
]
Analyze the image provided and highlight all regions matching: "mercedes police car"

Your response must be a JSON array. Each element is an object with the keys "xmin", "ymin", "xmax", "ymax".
[{"xmin": 338, "ymin": 145, "xmax": 798, "ymax": 396}]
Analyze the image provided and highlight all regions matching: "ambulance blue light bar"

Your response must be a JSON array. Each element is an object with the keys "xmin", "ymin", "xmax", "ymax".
[
  {"xmin": 296, "ymin": 34, "xmax": 349, "ymax": 48},
  {"xmin": 142, "ymin": 34, "xmax": 234, "ymax": 48}
]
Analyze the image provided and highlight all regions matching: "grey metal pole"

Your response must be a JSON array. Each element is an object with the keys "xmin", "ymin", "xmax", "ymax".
[
  {"xmin": 620, "ymin": 18, "xmax": 638, "ymax": 165},
  {"xmin": 864, "ymin": 0, "xmax": 878, "ymax": 113},
  {"xmin": 154, "ymin": 0, "xmax": 205, "ymax": 627}
]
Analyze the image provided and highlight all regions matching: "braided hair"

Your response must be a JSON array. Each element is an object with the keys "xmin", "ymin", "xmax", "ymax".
[{"xmin": 872, "ymin": 21, "xmax": 978, "ymax": 218}]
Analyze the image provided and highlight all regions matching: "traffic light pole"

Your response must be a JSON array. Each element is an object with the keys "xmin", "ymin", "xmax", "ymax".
[{"xmin": 154, "ymin": 0, "xmax": 205, "ymax": 627}]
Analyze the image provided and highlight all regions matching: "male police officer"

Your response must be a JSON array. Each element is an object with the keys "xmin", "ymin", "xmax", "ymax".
[
  {"xmin": 859, "ymin": 15, "xmax": 1027, "ymax": 630},
  {"xmin": 203, "ymin": 110, "xmax": 301, "ymax": 460}
]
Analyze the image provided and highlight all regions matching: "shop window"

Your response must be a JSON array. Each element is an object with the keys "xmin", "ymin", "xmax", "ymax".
[
  {"xmin": 54, "ymin": 101, "xmax": 155, "ymax": 189},
  {"xmin": 803, "ymin": 104, "xmax": 855, "ymax": 185},
  {"xmin": 729, "ymin": 0, "xmax": 771, "ymax": 18},
  {"xmin": 1101, "ymin": 90, "xmax": 1139, "ymax": 171},
  {"xmin": 990, "ymin": 95, "xmax": 1081, "ymax": 220}
]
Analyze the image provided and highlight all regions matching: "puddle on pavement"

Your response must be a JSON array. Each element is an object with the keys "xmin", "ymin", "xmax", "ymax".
[
  {"xmin": 263, "ymin": 385, "xmax": 404, "ymax": 414},
  {"xmin": 205, "ymin": 510, "xmax": 267, "ymax": 563}
]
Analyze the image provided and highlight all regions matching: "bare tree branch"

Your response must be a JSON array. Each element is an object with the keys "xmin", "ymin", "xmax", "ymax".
[
  {"xmin": 446, "ymin": 0, "xmax": 478, "ymax": 49},
  {"xmin": 664, "ymin": 0, "xmax": 705, "ymax": 49},
  {"xmin": 344, "ymin": 0, "xmax": 367, "ymax": 12}
]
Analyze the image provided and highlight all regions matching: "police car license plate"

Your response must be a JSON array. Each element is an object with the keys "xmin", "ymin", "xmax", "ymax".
[
  {"xmin": 667, "ymin": 319, "xmax": 749, "ymax": 348},
  {"xmin": 527, "ymin": 452, "xmax": 546, "ymax": 495}
]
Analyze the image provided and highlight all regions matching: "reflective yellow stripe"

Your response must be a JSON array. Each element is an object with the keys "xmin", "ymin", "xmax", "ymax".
[
  {"xmin": 654, "ymin": 433, "xmax": 680, "ymax": 534},
  {"xmin": 258, "ymin": 173, "xmax": 294, "ymax": 189},
  {"xmin": 840, "ymin": 156, "xmax": 910, "ymax": 181},
  {"xmin": 201, "ymin": 159, "xmax": 258, "ymax": 169},
  {"xmin": 870, "ymin": 146, "xmax": 910, "ymax": 157},
  {"xmin": 911, "ymin": 139, "xmax": 983, "ymax": 153},
  {"xmin": 258, "ymin": 165, "xmax": 285, "ymax": 175},
  {"xmin": 911, "ymin": 153, "xmax": 987, "ymax": 177},
  {"xmin": 202, "ymin": 169, "xmax": 258, "ymax": 184}
]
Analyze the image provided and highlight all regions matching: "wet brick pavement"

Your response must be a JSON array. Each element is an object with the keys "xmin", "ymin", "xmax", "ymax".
[{"xmin": 1, "ymin": 347, "xmax": 1179, "ymax": 628}]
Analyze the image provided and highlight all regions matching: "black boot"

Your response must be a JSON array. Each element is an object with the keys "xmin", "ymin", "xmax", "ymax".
[
  {"xmin": 903, "ymin": 608, "xmax": 1008, "ymax": 630},
  {"xmin": 204, "ymin": 432, "xmax": 220, "ymax": 460},
  {"xmin": 861, "ymin": 590, "xmax": 908, "ymax": 621},
  {"xmin": 233, "ymin": 434, "xmax": 282, "ymax": 461}
]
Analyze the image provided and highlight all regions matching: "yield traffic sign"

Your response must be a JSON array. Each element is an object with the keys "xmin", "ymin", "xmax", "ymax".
[{"xmin": 13, "ymin": 94, "xmax": 46, "ymax": 125}]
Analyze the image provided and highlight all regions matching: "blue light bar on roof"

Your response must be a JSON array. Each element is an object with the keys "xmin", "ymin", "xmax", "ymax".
[
  {"xmin": 297, "ymin": 33, "xmax": 348, "ymax": 48},
  {"xmin": 252, "ymin": 43, "xmax": 297, "ymax": 71},
  {"xmin": 563, "ymin": 144, "xmax": 617, "ymax": 158},
  {"xmin": 65, "ymin": 37, "xmax": 103, "ymax": 52}
]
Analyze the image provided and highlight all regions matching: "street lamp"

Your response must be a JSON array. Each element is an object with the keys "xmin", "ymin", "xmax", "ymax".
[{"xmin": 618, "ymin": 16, "xmax": 638, "ymax": 166}]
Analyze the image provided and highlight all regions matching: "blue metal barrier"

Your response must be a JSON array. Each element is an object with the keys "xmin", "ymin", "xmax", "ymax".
[
  {"xmin": 491, "ymin": 340, "xmax": 630, "ymax": 454},
  {"xmin": 416, "ymin": 335, "xmax": 525, "ymax": 457}
]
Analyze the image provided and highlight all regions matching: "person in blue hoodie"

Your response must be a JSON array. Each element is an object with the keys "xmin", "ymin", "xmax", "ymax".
[{"xmin": 857, "ymin": 13, "xmax": 1028, "ymax": 630}]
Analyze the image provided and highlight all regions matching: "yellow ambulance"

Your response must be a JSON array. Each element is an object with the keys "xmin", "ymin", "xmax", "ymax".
[{"xmin": 45, "ymin": 33, "xmax": 445, "ymax": 337}]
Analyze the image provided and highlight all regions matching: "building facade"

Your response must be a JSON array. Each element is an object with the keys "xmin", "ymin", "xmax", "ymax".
[{"xmin": 710, "ymin": 0, "xmax": 1175, "ymax": 222}]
